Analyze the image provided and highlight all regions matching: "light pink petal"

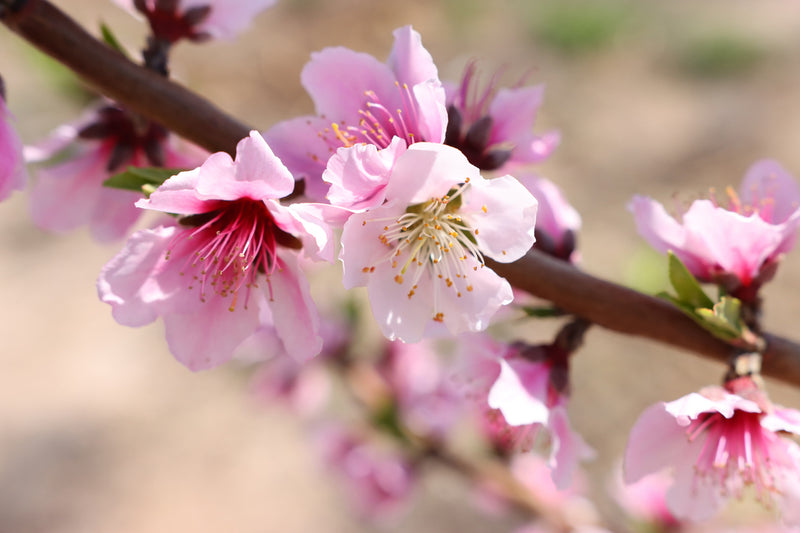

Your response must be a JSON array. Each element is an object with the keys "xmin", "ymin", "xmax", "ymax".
[
  {"xmin": 263, "ymin": 116, "xmax": 337, "ymax": 201},
  {"xmin": 140, "ymin": 158, "xmax": 225, "ymax": 215},
  {"xmin": 0, "ymin": 98, "xmax": 28, "ymax": 200},
  {"xmin": 339, "ymin": 202, "xmax": 406, "ymax": 289},
  {"xmin": 683, "ymin": 201, "xmax": 784, "ymax": 283},
  {"xmin": 386, "ymin": 26, "xmax": 440, "ymax": 87},
  {"xmin": 774, "ymin": 439, "xmax": 800, "ymax": 526},
  {"xmin": 226, "ymin": 131, "xmax": 294, "ymax": 198},
  {"xmin": 97, "ymin": 225, "xmax": 180, "ymax": 327},
  {"xmin": 466, "ymin": 173, "xmax": 538, "ymax": 262},
  {"xmin": 267, "ymin": 252, "xmax": 323, "ymax": 362},
  {"xmin": 323, "ymin": 137, "xmax": 406, "ymax": 210},
  {"xmin": 271, "ymin": 201, "xmax": 337, "ymax": 262},
  {"xmin": 665, "ymin": 438, "xmax": 725, "ymax": 522},
  {"xmin": 162, "ymin": 292, "xmax": 263, "ymax": 371},
  {"xmin": 761, "ymin": 406, "xmax": 800, "ymax": 435},
  {"xmin": 623, "ymin": 402, "xmax": 688, "ymax": 484},
  {"xmin": 739, "ymin": 159, "xmax": 800, "ymax": 224},
  {"xmin": 518, "ymin": 174, "xmax": 581, "ymax": 241},
  {"xmin": 365, "ymin": 259, "xmax": 435, "ymax": 342},
  {"xmin": 30, "ymin": 146, "xmax": 141, "ymax": 240},
  {"xmin": 301, "ymin": 46, "xmax": 399, "ymax": 123},
  {"xmin": 89, "ymin": 186, "xmax": 145, "ymax": 242},
  {"xmin": 488, "ymin": 85, "xmax": 544, "ymax": 145},
  {"xmin": 384, "ymin": 142, "xmax": 480, "ymax": 205},
  {"xmin": 184, "ymin": 0, "xmax": 276, "ymax": 40},
  {"xmin": 510, "ymin": 130, "xmax": 561, "ymax": 166},
  {"xmin": 434, "ymin": 256, "xmax": 514, "ymax": 336},
  {"xmin": 23, "ymin": 107, "xmax": 94, "ymax": 162},
  {"xmin": 548, "ymin": 407, "xmax": 594, "ymax": 490},
  {"xmin": 663, "ymin": 391, "xmax": 760, "ymax": 425},
  {"xmin": 412, "ymin": 80, "xmax": 448, "ymax": 143},
  {"xmin": 628, "ymin": 195, "xmax": 707, "ymax": 277},
  {"xmin": 193, "ymin": 132, "xmax": 293, "ymax": 201},
  {"xmin": 487, "ymin": 360, "xmax": 549, "ymax": 426}
]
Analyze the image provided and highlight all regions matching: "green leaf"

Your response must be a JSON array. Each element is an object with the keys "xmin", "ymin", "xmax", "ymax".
[
  {"xmin": 104, "ymin": 166, "xmax": 185, "ymax": 195},
  {"xmin": 695, "ymin": 297, "xmax": 743, "ymax": 338},
  {"xmin": 100, "ymin": 22, "xmax": 130, "ymax": 60},
  {"xmin": 659, "ymin": 292, "xmax": 744, "ymax": 342},
  {"xmin": 520, "ymin": 305, "xmax": 565, "ymax": 318},
  {"xmin": 667, "ymin": 251, "xmax": 714, "ymax": 309}
]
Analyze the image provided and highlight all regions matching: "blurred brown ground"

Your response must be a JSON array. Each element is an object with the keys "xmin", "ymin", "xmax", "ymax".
[{"xmin": 2, "ymin": 1, "xmax": 800, "ymax": 531}]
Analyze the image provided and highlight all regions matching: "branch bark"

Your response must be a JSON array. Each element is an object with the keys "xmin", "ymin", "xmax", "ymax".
[{"xmin": 4, "ymin": 1, "xmax": 800, "ymax": 387}]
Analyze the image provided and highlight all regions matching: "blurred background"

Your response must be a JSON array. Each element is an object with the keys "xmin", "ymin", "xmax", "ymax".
[{"xmin": 3, "ymin": 0, "xmax": 800, "ymax": 531}]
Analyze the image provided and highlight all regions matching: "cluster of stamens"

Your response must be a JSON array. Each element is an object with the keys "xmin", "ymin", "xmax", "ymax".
[
  {"xmin": 362, "ymin": 180, "xmax": 484, "ymax": 321},
  {"xmin": 165, "ymin": 199, "xmax": 281, "ymax": 311},
  {"xmin": 685, "ymin": 410, "xmax": 775, "ymax": 503},
  {"xmin": 319, "ymin": 81, "xmax": 425, "ymax": 152}
]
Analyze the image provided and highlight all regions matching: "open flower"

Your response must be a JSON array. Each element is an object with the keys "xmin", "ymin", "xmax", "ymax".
[
  {"xmin": 624, "ymin": 381, "xmax": 800, "ymax": 524},
  {"xmin": 98, "ymin": 131, "xmax": 332, "ymax": 370},
  {"xmin": 114, "ymin": 0, "xmax": 276, "ymax": 42},
  {"xmin": 629, "ymin": 160, "xmax": 800, "ymax": 298},
  {"xmin": 338, "ymin": 142, "xmax": 537, "ymax": 342},
  {"xmin": 27, "ymin": 104, "xmax": 204, "ymax": 242},
  {"xmin": 444, "ymin": 61, "xmax": 559, "ymax": 171},
  {"xmin": 264, "ymin": 25, "xmax": 447, "ymax": 201},
  {"xmin": 0, "ymin": 90, "xmax": 27, "ymax": 201}
]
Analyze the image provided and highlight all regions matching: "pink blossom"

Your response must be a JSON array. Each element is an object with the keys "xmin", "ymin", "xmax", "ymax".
[
  {"xmin": 377, "ymin": 339, "xmax": 463, "ymax": 439},
  {"xmin": 444, "ymin": 61, "xmax": 560, "ymax": 171},
  {"xmin": 114, "ymin": 0, "xmax": 276, "ymax": 42},
  {"xmin": 338, "ymin": 142, "xmax": 537, "ymax": 342},
  {"xmin": 518, "ymin": 174, "xmax": 581, "ymax": 262},
  {"xmin": 98, "ymin": 131, "xmax": 333, "ymax": 370},
  {"xmin": 27, "ymin": 104, "xmax": 205, "ymax": 242},
  {"xmin": 629, "ymin": 160, "xmax": 800, "ymax": 297},
  {"xmin": 314, "ymin": 424, "xmax": 416, "ymax": 520},
  {"xmin": 0, "ymin": 92, "xmax": 27, "ymax": 201},
  {"xmin": 264, "ymin": 25, "xmax": 447, "ymax": 201},
  {"xmin": 456, "ymin": 334, "xmax": 592, "ymax": 490},
  {"xmin": 623, "ymin": 383, "xmax": 800, "ymax": 524}
]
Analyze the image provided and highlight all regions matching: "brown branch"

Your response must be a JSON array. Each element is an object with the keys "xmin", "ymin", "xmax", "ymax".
[
  {"xmin": 1, "ymin": 0, "xmax": 250, "ymax": 154},
  {"xmin": 4, "ymin": 1, "xmax": 800, "ymax": 387}
]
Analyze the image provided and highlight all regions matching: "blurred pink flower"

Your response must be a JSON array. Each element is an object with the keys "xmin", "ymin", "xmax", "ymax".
[
  {"xmin": 315, "ymin": 425, "xmax": 416, "ymax": 521},
  {"xmin": 624, "ymin": 381, "xmax": 800, "ymax": 525},
  {"xmin": 27, "ymin": 104, "xmax": 204, "ymax": 242},
  {"xmin": 456, "ymin": 335, "xmax": 592, "ymax": 490},
  {"xmin": 611, "ymin": 465, "xmax": 681, "ymax": 530},
  {"xmin": 378, "ymin": 339, "xmax": 463, "ymax": 439},
  {"xmin": 629, "ymin": 160, "xmax": 800, "ymax": 298},
  {"xmin": 98, "ymin": 131, "xmax": 333, "ymax": 370},
  {"xmin": 114, "ymin": 0, "xmax": 276, "ymax": 42},
  {"xmin": 339, "ymin": 142, "xmax": 537, "ymax": 342},
  {"xmin": 264, "ymin": 25, "xmax": 447, "ymax": 201},
  {"xmin": 518, "ymin": 174, "xmax": 581, "ymax": 262},
  {"xmin": 0, "ymin": 92, "xmax": 27, "ymax": 201},
  {"xmin": 444, "ymin": 61, "xmax": 560, "ymax": 171}
]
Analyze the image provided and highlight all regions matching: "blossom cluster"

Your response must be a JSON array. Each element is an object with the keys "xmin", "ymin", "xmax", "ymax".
[{"xmin": 3, "ymin": 1, "xmax": 800, "ymax": 530}]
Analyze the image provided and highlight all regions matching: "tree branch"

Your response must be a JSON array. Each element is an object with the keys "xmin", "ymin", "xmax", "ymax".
[{"xmin": 4, "ymin": 1, "xmax": 800, "ymax": 387}]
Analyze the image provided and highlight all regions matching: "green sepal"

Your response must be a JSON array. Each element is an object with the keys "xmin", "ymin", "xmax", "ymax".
[
  {"xmin": 667, "ymin": 251, "xmax": 714, "ymax": 309},
  {"xmin": 104, "ymin": 166, "xmax": 185, "ymax": 196},
  {"xmin": 100, "ymin": 22, "xmax": 130, "ymax": 60}
]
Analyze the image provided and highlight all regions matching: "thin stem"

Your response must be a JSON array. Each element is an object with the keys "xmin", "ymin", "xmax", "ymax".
[{"xmin": 4, "ymin": 1, "xmax": 800, "ymax": 387}]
